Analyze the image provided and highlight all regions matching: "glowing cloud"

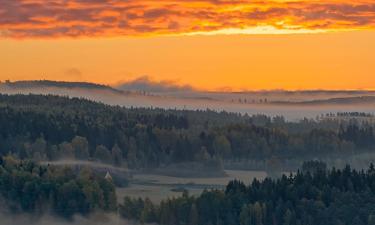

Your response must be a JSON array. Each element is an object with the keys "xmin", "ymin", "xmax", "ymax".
[{"xmin": 0, "ymin": 0, "xmax": 374, "ymax": 38}]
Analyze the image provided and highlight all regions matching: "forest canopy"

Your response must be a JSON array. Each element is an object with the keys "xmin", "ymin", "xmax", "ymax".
[
  {"xmin": 0, "ymin": 94, "xmax": 375, "ymax": 224},
  {"xmin": 0, "ymin": 94, "xmax": 374, "ymax": 169},
  {"xmin": 119, "ymin": 162, "xmax": 375, "ymax": 225},
  {"xmin": 0, "ymin": 156, "xmax": 117, "ymax": 218}
]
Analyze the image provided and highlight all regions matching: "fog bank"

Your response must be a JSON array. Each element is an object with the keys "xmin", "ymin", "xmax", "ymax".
[{"xmin": 2, "ymin": 83, "xmax": 375, "ymax": 121}]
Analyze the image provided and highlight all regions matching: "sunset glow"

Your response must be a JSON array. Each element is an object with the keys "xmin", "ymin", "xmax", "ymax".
[
  {"xmin": 1, "ymin": 0, "xmax": 375, "ymax": 90},
  {"xmin": 1, "ymin": 0, "xmax": 375, "ymax": 38}
]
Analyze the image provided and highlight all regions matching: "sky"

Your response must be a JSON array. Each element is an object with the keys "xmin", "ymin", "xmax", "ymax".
[{"xmin": 0, "ymin": 0, "xmax": 375, "ymax": 91}]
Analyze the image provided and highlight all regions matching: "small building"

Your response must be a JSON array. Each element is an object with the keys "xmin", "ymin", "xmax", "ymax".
[{"xmin": 105, "ymin": 171, "xmax": 113, "ymax": 181}]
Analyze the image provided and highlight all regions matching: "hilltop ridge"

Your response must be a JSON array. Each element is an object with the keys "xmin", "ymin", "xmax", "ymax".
[{"xmin": 0, "ymin": 79, "xmax": 126, "ymax": 94}]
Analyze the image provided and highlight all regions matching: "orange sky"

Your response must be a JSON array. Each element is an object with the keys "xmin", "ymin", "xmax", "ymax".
[{"xmin": 0, "ymin": 0, "xmax": 375, "ymax": 91}]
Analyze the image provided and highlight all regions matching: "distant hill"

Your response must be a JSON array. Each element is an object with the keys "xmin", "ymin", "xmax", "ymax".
[
  {"xmin": 272, "ymin": 96, "xmax": 375, "ymax": 105},
  {"xmin": 238, "ymin": 90, "xmax": 375, "ymax": 95},
  {"xmin": 0, "ymin": 80, "xmax": 126, "ymax": 94}
]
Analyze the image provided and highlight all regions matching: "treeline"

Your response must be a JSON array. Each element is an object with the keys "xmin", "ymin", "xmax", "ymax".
[
  {"xmin": 119, "ymin": 162, "xmax": 375, "ymax": 225},
  {"xmin": 0, "ymin": 94, "xmax": 375, "ymax": 168},
  {"xmin": 0, "ymin": 156, "xmax": 117, "ymax": 218},
  {"xmin": 1, "ymin": 79, "xmax": 120, "ymax": 92},
  {"xmin": 19, "ymin": 136, "xmax": 125, "ymax": 166}
]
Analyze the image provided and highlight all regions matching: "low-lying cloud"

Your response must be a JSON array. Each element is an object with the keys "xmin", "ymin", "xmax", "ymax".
[
  {"xmin": 64, "ymin": 68, "xmax": 83, "ymax": 80},
  {"xmin": 117, "ymin": 76, "xmax": 194, "ymax": 93},
  {"xmin": 1, "ymin": 0, "xmax": 375, "ymax": 38}
]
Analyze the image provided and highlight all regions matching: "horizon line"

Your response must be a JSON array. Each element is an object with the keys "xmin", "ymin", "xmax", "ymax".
[{"xmin": 2, "ymin": 79, "xmax": 375, "ymax": 93}]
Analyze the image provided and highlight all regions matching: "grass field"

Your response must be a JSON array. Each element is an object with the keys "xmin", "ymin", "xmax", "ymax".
[{"xmin": 117, "ymin": 170, "xmax": 267, "ymax": 203}]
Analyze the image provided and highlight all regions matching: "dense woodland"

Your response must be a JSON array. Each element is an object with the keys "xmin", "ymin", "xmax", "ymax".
[
  {"xmin": 0, "ymin": 156, "xmax": 117, "ymax": 218},
  {"xmin": 119, "ymin": 162, "xmax": 375, "ymax": 225},
  {"xmin": 3, "ymin": 155, "xmax": 375, "ymax": 225},
  {"xmin": 5, "ymin": 156, "xmax": 375, "ymax": 225},
  {"xmin": 2, "ymin": 94, "xmax": 375, "ymax": 224},
  {"xmin": 0, "ymin": 94, "xmax": 374, "ymax": 169}
]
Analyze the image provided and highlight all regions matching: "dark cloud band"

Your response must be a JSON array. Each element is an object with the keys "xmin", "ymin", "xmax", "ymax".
[{"xmin": 1, "ymin": 0, "xmax": 375, "ymax": 38}]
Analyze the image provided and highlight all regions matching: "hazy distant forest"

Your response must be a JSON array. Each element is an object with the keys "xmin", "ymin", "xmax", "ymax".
[
  {"xmin": 0, "ymin": 94, "xmax": 374, "ymax": 168},
  {"xmin": 2, "ymin": 94, "xmax": 375, "ymax": 224}
]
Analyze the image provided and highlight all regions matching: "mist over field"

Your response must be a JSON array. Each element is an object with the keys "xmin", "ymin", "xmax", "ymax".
[{"xmin": 0, "ymin": 212, "xmax": 134, "ymax": 225}]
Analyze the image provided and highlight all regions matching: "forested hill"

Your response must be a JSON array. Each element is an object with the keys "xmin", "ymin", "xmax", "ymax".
[
  {"xmin": 0, "ymin": 156, "xmax": 117, "ymax": 218},
  {"xmin": 0, "ymin": 94, "xmax": 374, "ymax": 169},
  {"xmin": 0, "ymin": 80, "xmax": 125, "ymax": 94}
]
